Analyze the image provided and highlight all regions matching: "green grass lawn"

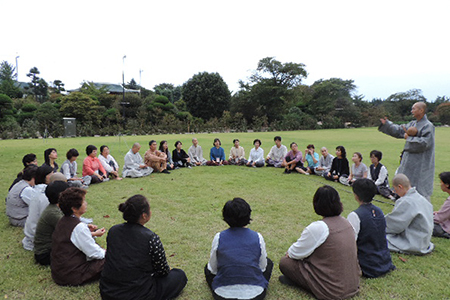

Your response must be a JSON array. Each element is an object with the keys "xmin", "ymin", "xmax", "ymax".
[{"xmin": 1, "ymin": 127, "xmax": 450, "ymax": 299}]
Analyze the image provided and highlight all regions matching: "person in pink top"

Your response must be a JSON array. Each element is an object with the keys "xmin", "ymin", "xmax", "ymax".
[
  {"xmin": 82, "ymin": 145, "xmax": 108, "ymax": 184},
  {"xmin": 282, "ymin": 142, "xmax": 305, "ymax": 174},
  {"xmin": 433, "ymin": 172, "xmax": 450, "ymax": 239}
]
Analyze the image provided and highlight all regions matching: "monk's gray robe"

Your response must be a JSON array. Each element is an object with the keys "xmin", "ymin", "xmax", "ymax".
[
  {"xmin": 188, "ymin": 145, "xmax": 207, "ymax": 166},
  {"xmin": 385, "ymin": 187, "xmax": 434, "ymax": 255},
  {"xmin": 378, "ymin": 114, "xmax": 435, "ymax": 200},
  {"xmin": 122, "ymin": 149, "xmax": 153, "ymax": 178}
]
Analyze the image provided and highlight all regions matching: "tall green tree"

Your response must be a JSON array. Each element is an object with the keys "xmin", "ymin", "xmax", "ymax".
[
  {"xmin": 306, "ymin": 78, "xmax": 357, "ymax": 125},
  {"xmin": 35, "ymin": 102, "xmax": 61, "ymax": 134},
  {"xmin": 384, "ymin": 89, "xmax": 427, "ymax": 121},
  {"xmin": 26, "ymin": 67, "xmax": 48, "ymax": 102},
  {"xmin": 182, "ymin": 72, "xmax": 230, "ymax": 120},
  {"xmin": 60, "ymin": 92, "xmax": 100, "ymax": 123},
  {"xmin": 51, "ymin": 80, "xmax": 65, "ymax": 94},
  {"xmin": 154, "ymin": 83, "xmax": 182, "ymax": 103},
  {"xmin": 0, "ymin": 93, "xmax": 14, "ymax": 120},
  {"xmin": 233, "ymin": 57, "xmax": 308, "ymax": 123},
  {"xmin": 0, "ymin": 61, "xmax": 22, "ymax": 98}
]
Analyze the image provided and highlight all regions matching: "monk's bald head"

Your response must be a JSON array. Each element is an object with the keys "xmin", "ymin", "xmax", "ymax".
[
  {"xmin": 132, "ymin": 143, "xmax": 141, "ymax": 154},
  {"xmin": 415, "ymin": 102, "xmax": 426, "ymax": 112},
  {"xmin": 412, "ymin": 102, "xmax": 426, "ymax": 120},
  {"xmin": 392, "ymin": 173, "xmax": 411, "ymax": 189}
]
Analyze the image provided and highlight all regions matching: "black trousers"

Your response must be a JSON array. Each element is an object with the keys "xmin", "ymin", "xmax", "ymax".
[{"xmin": 155, "ymin": 268, "xmax": 188, "ymax": 300}]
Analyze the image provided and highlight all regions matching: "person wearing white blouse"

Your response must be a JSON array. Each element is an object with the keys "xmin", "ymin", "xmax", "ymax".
[
  {"xmin": 51, "ymin": 187, "xmax": 106, "ymax": 286},
  {"xmin": 246, "ymin": 139, "xmax": 265, "ymax": 168},
  {"xmin": 99, "ymin": 145, "xmax": 122, "ymax": 180},
  {"xmin": 279, "ymin": 185, "xmax": 361, "ymax": 300}
]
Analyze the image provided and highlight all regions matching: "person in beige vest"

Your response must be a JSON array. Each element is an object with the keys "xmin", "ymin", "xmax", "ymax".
[{"xmin": 279, "ymin": 185, "xmax": 361, "ymax": 300}]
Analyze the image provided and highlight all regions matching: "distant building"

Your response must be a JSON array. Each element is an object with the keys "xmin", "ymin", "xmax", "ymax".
[{"xmin": 67, "ymin": 82, "xmax": 140, "ymax": 95}]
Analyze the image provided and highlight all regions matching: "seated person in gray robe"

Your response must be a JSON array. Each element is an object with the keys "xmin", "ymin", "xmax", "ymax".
[
  {"xmin": 188, "ymin": 138, "xmax": 207, "ymax": 166},
  {"xmin": 385, "ymin": 174, "xmax": 434, "ymax": 255},
  {"xmin": 313, "ymin": 147, "xmax": 334, "ymax": 177},
  {"xmin": 122, "ymin": 143, "xmax": 153, "ymax": 178}
]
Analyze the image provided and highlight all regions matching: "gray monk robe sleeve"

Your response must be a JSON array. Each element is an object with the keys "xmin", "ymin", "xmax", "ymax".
[{"xmin": 378, "ymin": 115, "xmax": 435, "ymax": 200}]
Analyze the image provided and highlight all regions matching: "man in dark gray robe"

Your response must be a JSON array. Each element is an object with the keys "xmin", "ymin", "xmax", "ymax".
[{"xmin": 378, "ymin": 102, "xmax": 435, "ymax": 200}]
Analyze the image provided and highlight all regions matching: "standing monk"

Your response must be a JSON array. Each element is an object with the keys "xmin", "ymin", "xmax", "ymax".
[{"xmin": 378, "ymin": 102, "xmax": 435, "ymax": 201}]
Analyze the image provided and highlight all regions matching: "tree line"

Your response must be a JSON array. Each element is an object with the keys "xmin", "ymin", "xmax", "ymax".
[{"xmin": 0, "ymin": 58, "xmax": 449, "ymax": 139}]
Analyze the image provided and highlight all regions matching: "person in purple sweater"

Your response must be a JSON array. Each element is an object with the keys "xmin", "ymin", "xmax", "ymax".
[
  {"xmin": 433, "ymin": 172, "xmax": 450, "ymax": 239},
  {"xmin": 283, "ymin": 142, "xmax": 305, "ymax": 174}
]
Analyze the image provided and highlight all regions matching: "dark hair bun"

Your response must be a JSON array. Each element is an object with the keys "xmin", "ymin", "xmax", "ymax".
[{"xmin": 118, "ymin": 202, "xmax": 127, "ymax": 213}]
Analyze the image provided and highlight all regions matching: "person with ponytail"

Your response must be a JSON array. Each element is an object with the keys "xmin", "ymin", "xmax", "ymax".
[{"xmin": 100, "ymin": 195, "xmax": 187, "ymax": 300}]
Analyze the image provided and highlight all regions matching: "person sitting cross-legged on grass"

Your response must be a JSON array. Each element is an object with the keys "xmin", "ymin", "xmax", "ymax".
[
  {"xmin": 159, "ymin": 140, "xmax": 175, "ymax": 170},
  {"xmin": 51, "ymin": 187, "xmax": 106, "ymax": 286},
  {"xmin": 188, "ymin": 138, "xmax": 207, "ymax": 166},
  {"xmin": 367, "ymin": 150, "xmax": 396, "ymax": 200},
  {"xmin": 313, "ymin": 147, "xmax": 334, "ymax": 177},
  {"xmin": 265, "ymin": 136, "xmax": 287, "ymax": 168},
  {"xmin": 324, "ymin": 146, "xmax": 349, "ymax": 182},
  {"xmin": 347, "ymin": 179, "xmax": 396, "ymax": 278},
  {"xmin": 385, "ymin": 174, "xmax": 434, "ymax": 255},
  {"xmin": 99, "ymin": 145, "xmax": 122, "ymax": 181},
  {"xmin": 145, "ymin": 140, "xmax": 170, "ymax": 174},
  {"xmin": 279, "ymin": 185, "xmax": 361, "ymax": 300},
  {"xmin": 228, "ymin": 139, "xmax": 247, "ymax": 166},
  {"xmin": 246, "ymin": 139, "xmax": 265, "ymax": 168},
  {"xmin": 207, "ymin": 138, "xmax": 229, "ymax": 166},
  {"xmin": 340, "ymin": 152, "xmax": 368, "ymax": 186},
  {"xmin": 205, "ymin": 198, "xmax": 273, "ymax": 300},
  {"xmin": 172, "ymin": 141, "xmax": 192, "ymax": 168},
  {"xmin": 34, "ymin": 181, "xmax": 69, "ymax": 266},
  {"xmin": 6, "ymin": 165, "xmax": 38, "ymax": 227},
  {"xmin": 83, "ymin": 145, "xmax": 109, "ymax": 184},
  {"xmin": 282, "ymin": 142, "xmax": 305, "ymax": 174},
  {"xmin": 302, "ymin": 144, "xmax": 319, "ymax": 174},
  {"xmin": 22, "ymin": 165, "xmax": 54, "ymax": 251},
  {"xmin": 60, "ymin": 148, "xmax": 90, "ymax": 188},
  {"xmin": 100, "ymin": 195, "xmax": 187, "ymax": 300},
  {"xmin": 123, "ymin": 143, "xmax": 153, "ymax": 178},
  {"xmin": 433, "ymin": 172, "xmax": 450, "ymax": 239}
]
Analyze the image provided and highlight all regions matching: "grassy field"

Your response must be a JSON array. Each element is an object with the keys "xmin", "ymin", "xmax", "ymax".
[{"xmin": 1, "ymin": 127, "xmax": 450, "ymax": 300}]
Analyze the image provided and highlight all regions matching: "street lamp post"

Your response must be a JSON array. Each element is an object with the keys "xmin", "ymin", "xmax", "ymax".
[
  {"xmin": 139, "ymin": 69, "xmax": 143, "ymax": 94},
  {"xmin": 121, "ymin": 55, "xmax": 127, "ymax": 129},
  {"xmin": 15, "ymin": 55, "xmax": 20, "ymax": 81}
]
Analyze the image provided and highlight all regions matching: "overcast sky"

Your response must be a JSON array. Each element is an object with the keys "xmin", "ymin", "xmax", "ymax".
[{"xmin": 2, "ymin": 0, "xmax": 449, "ymax": 101}]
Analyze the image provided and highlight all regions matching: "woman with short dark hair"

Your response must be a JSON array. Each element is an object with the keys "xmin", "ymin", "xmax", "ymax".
[
  {"xmin": 207, "ymin": 138, "xmax": 229, "ymax": 166},
  {"xmin": 22, "ymin": 165, "xmax": 54, "ymax": 251},
  {"xmin": 60, "ymin": 148, "xmax": 87, "ymax": 187},
  {"xmin": 205, "ymin": 198, "xmax": 273, "ymax": 300},
  {"xmin": 279, "ymin": 185, "xmax": 361, "ymax": 300},
  {"xmin": 100, "ymin": 195, "xmax": 187, "ymax": 300},
  {"xmin": 324, "ymin": 146, "xmax": 350, "ymax": 182},
  {"xmin": 82, "ymin": 145, "xmax": 108, "ymax": 184},
  {"xmin": 172, "ymin": 141, "xmax": 192, "ymax": 168},
  {"xmin": 51, "ymin": 187, "xmax": 106, "ymax": 286},
  {"xmin": 246, "ymin": 139, "xmax": 264, "ymax": 168}
]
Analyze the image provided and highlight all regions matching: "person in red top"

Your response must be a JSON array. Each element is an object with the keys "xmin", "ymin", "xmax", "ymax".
[{"xmin": 82, "ymin": 145, "xmax": 108, "ymax": 184}]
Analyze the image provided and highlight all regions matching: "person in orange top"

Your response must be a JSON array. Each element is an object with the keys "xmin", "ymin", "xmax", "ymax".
[{"xmin": 82, "ymin": 145, "xmax": 108, "ymax": 184}]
